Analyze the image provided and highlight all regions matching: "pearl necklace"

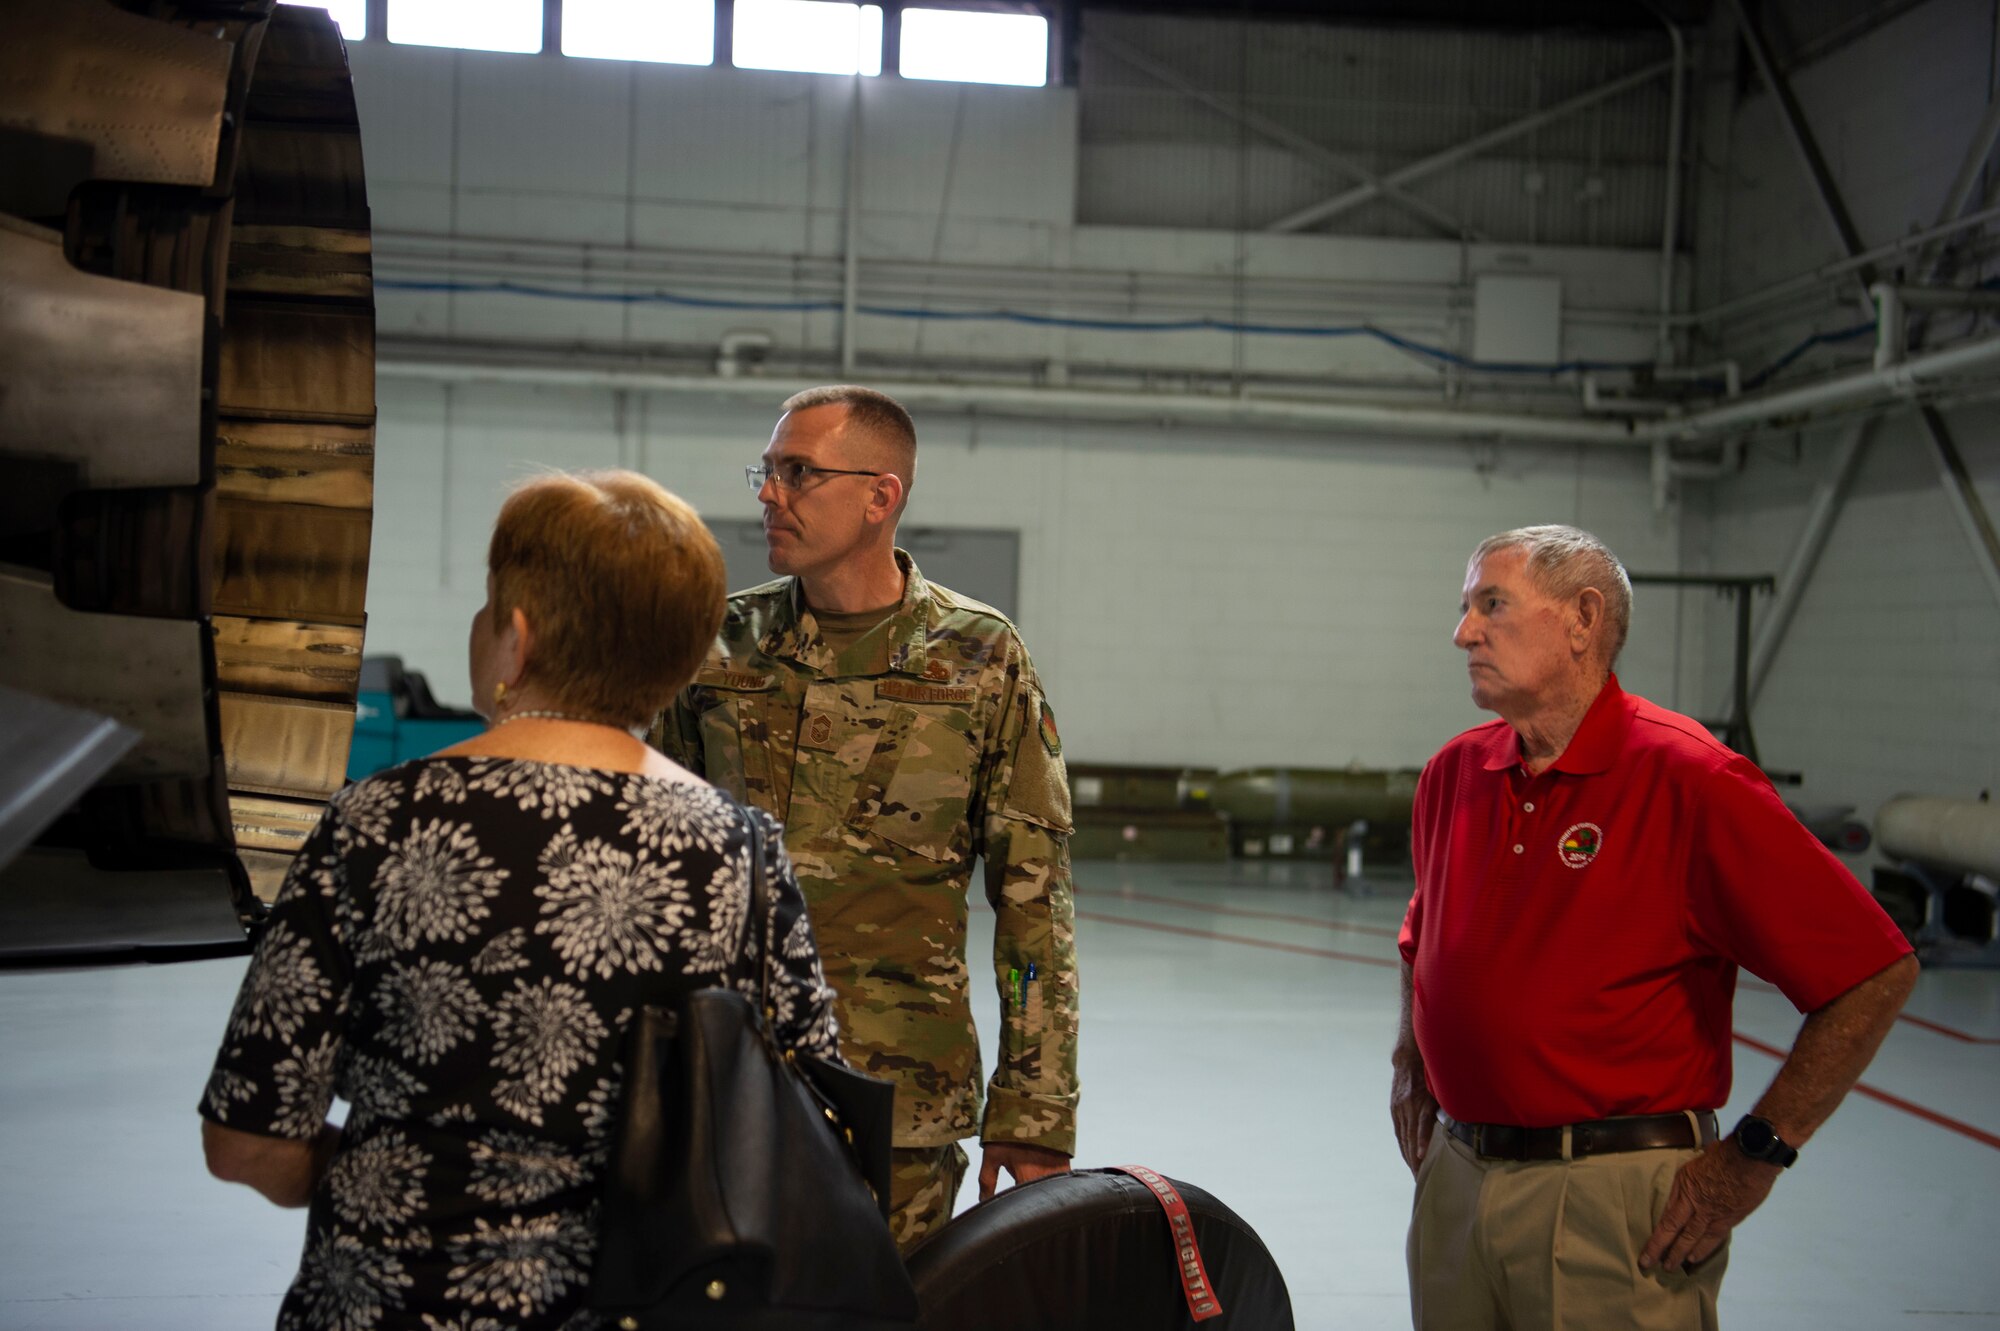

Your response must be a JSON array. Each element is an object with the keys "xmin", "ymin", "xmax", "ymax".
[{"xmin": 492, "ymin": 709, "xmax": 644, "ymax": 737}]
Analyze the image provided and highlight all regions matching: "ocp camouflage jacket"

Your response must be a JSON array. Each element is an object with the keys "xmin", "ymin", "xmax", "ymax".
[{"xmin": 653, "ymin": 551, "xmax": 1079, "ymax": 1154}]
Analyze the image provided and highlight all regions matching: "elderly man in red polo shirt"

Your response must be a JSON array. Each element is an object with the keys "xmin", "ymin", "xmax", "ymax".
[{"xmin": 1392, "ymin": 524, "xmax": 1917, "ymax": 1330}]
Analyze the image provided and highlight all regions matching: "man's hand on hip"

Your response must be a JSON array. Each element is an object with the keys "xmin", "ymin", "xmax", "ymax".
[
  {"xmin": 977, "ymin": 1141, "xmax": 1071, "ymax": 1200},
  {"xmin": 1639, "ymin": 1141, "xmax": 1781, "ymax": 1273},
  {"xmin": 1391, "ymin": 1053, "xmax": 1439, "ymax": 1175}
]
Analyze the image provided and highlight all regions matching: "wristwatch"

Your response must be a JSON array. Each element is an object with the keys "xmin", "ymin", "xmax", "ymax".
[{"xmin": 1729, "ymin": 1114, "xmax": 1799, "ymax": 1168}]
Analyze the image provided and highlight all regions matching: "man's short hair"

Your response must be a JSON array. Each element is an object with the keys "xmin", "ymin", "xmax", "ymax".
[
  {"xmin": 489, "ymin": 470, "xmax": 726, "ymax": 728},
  {"xmin": 1470, "ymin": 524, "xmax": 1633, "ymax": 665},
  {"xmin": 780, "ymin": 385, "xmax": 917, "ymax": 508}
]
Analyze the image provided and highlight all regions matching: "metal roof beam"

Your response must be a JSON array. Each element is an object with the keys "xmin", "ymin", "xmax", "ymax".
[
  {"xmin": 1089, "ymin": 31, "xmax": 1481, "ymax": 241},
  {"xmin": 1266, "ymin": 58, "xmax": 1673, "ymax": 234}
]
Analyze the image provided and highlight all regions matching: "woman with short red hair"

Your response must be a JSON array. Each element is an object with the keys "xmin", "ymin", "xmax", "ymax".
[{"xmin": 199, "ymin": 470, "xmax": 841, "ymax": 1330}]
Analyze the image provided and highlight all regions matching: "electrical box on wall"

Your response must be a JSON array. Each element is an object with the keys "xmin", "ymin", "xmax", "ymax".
[{"xmin": 1472, "ymin": 273, "xmax": 1563, "ymax": 366}]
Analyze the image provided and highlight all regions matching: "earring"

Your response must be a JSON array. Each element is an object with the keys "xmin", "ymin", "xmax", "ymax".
[{"xmin": 493, "ymin": 680, "xmax": 507, "ymax": 713}]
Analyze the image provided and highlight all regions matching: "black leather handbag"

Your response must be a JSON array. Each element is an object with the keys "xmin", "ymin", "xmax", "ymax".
[{"xmin": 590, "ymin": 806, "xmax": 919, "ymax": 1330}]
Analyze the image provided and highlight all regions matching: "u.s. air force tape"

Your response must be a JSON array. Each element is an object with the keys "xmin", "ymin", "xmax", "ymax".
[{"xmin": 1108, "ymin": 1164, "xmax": 1224, "ymax": 1321}]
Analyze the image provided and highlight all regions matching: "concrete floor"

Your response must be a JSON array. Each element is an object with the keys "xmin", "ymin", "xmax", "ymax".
[{"xmin": 2, "ymin": 858, "xmax": 1996, "ymax": 1329}]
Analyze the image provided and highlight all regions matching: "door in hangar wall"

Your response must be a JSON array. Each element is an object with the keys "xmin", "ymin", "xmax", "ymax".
[{"xmin": 705, "ymin": 522, "xmax": 1022, "ymax": 623}]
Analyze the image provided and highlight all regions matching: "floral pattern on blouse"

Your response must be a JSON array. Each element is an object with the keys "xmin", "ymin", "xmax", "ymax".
[{"xmin": 202, "ymin": 758, "xmax": 841, "ymax": 1331}]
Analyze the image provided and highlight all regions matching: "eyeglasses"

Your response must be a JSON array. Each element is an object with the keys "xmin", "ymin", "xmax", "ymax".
[{"xmin": 745, "ymin": 461, "xmax": 884, "ymax": 494}]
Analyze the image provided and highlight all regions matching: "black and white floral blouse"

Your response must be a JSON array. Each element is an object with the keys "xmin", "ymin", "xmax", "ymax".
[{"xmin": 201, "ymin": 757, "xmax": 842, "ymax": 1331}]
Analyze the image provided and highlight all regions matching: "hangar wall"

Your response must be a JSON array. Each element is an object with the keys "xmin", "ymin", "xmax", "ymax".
[
  {"xmin": 369, "ymin": 382, "xmax": 1687, "ymax": 771},
  {"xmin": 347, "ymin": 2, "xmax": 2000, "ymax": 786},
  {"xmin": 348, "ymin": 15, "xmax": 1702, "ymax": 773},
  {"xmin": 1693, "ymin": 428, "xmax": 2000, "ymax": 833},
  {"xmin": 1685, "ymin": 0, "xmax": 2000, "ymax": 836}
]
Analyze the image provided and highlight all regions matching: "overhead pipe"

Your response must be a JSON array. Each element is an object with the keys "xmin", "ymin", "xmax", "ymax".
[
  {"xmin": 375, "ymin": 347, "xmax": 1640, "ymax": 443},
  {"xmin": 1882, "ymin": 283, "xmax": 2000, "ymax": 311},
  {"xmin": 1872, "ymin": 283, "xmax": 1907, "ymax": 370},
  {"xmin": 1647, "ymin": 330, "xmax": 2000, "ymax": 441},
  {"xmin": 1588, "ymin": 359, "xmax": 1742, "ymax": 415},
  {"xmin": 841, "ymin": 71, "xmax": 864, "ymax": 377},
  {"xmin": 375, "ymin": 324, "xmax": 2000, "ymax": 446},
  {"xmin": 1648, "ymin": 440, "xmax": 1742, "ymax": 512},
  {"xmin": 1670, "ymin": 203, "xmax": 2000, "ymax": 329},
  {"xmin": 1656, "ymin": 360, "xmax": 1741, "ymax": 397},
  {"xmin": 1582, "ymin": 374, "xmax": 1676, "ymax": 415}
]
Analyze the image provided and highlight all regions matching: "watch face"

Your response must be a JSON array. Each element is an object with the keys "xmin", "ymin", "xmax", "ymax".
[{"xmin": 1739, "ymin": 1119, "xmax": 1775, "ymax": 1153}]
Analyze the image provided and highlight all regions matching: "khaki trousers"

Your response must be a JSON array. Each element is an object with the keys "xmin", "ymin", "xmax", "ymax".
[
  {"xmin": 888, "ymin": 1142, "xmax": 969, "ymax": 1254},
  {"xmin": 1408, "ymin": 1125, "xmax": 1728, "ymax": 1331}
]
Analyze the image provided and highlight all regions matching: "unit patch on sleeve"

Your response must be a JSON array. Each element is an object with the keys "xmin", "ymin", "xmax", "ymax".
[{"xmin": 1038, "ymin": 699, "xmax": 1062, "ymax": 757}]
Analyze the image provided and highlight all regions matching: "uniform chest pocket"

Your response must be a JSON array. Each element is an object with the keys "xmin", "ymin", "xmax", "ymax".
[
  {"xmin": 693, "ymin": 683, "xmax": 777, "ymax": 806},
  {"xmin": 855, "ymin": 705, "xmax": 979, "ymax": 863}
]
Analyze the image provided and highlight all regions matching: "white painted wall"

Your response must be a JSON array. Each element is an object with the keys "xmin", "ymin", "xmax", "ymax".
[
  {"xmin": 1691, "ymin": 427, "xmax": 2000, "ymax": 854},
  {"xmin": 365, "ymin": 378, "xmax": 1683, "ymax": 770},
  {"xmin": 348, "ymin": 10, "xmax": 1997, "ymax": 795},
  {"xmin": 346, "ymin": 35, "xmax": 1693, "ymax": 773},
  {"xmin": 346, "ymin": 41, "xmax": 1668, "ymax": 390}
]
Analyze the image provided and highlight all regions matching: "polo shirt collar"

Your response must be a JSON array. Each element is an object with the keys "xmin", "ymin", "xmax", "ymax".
[{"xmin": 1479, "ymin": 674, "xmax": 1630, "ymax": 775}]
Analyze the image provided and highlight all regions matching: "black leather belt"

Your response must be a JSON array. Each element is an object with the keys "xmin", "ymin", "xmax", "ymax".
[{"xmin": 1441, "ymin": 1110, "xmax": 1718, "ymax": 1161}]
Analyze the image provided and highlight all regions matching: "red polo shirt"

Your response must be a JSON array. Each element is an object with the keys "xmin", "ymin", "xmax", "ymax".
[{"xmin": 1398, "ymin": 676, "xmax": 1910, "ymax": 1128}]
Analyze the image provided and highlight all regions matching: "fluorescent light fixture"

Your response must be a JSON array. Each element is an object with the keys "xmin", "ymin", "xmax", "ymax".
[
  {"xmin": 564, "ymin": 0, "xmax": 714, "ymax": 64},
  {"xmin": 287, "ymin": 0, "xmax": 367, "ymax": 39},
  {"xmin": 390, "ymin": 0, "xmax": 543, "ymax": 54},
  {"xmin": 735, "ymin": 0, "xmax": 883, "ymax": 77},
  {"xmin": 901, "ymin": 8, "xmax": 1047, "ymax": 87}
]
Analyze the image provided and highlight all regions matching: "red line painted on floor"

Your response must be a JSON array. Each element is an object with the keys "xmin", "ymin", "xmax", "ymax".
[
  {"xmin": 1889, "ymin": 1011, "xmax": 2000, "ymax": 1045},
  {"xmin": 1087, "ymin": 888, "xmax": 1404, "ymax": 939},
  {"xmin": 1074, "ymin": 910, "xmax": 1400, "ymax": 968},
  {"xmin": 1102, "ymin": 896, "xmax": 2000, "ymax": 1041},
  {"xmin": 1079, "ymin": 907, "xmax": 1999, "ymax": 1151},
  {"xmin": 1740, "ymin": 978, "xmax": 2000, "ymax": 1045},
  {"xmin": 1731, "ymin": 1031, "xmax": 2000, "ymax": 1151}
]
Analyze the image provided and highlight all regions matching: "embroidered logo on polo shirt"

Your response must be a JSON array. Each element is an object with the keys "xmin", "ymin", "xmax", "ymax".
[{"xmin": 1558, "ymin": 822, "xmax": 1603, "ymax": 868}]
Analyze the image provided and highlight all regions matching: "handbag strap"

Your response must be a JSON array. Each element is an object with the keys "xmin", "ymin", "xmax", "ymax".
[{"xmin": 740, "ymin": 800, "xmax": 774, "ymax": 1020}]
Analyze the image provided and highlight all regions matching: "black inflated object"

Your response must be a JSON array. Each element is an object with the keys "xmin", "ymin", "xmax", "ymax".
[{"xmin": 905, "ymin": 1168, "xmax": 1294, "ymax": 1330}]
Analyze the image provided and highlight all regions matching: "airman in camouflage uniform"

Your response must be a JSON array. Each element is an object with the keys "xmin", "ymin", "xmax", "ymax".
[{"xmin": 652, "ymin": 386, "xmax": 1079, "ymax": 1250}]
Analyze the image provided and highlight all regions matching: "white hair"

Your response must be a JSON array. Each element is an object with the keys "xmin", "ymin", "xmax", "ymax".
[{"xmin": 1470, "ymin": 525, "xmax": 1632, "ymax": 664}]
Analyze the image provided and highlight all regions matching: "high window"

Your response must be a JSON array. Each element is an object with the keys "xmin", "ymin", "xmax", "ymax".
[
  {"xmin": 900, "ymin": 7, "xmax": 1047, "ymax": 87},
  {"xmin": 734, "ymin": 0, "xmax": 884, "ymax": 77},
  {"xmin": 563, "ymin": 0, "xmax": 714, "ymax": 64},
  {"xmin": 389, "ymin": 0, "xmax": 544, "ymax": 54}
]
